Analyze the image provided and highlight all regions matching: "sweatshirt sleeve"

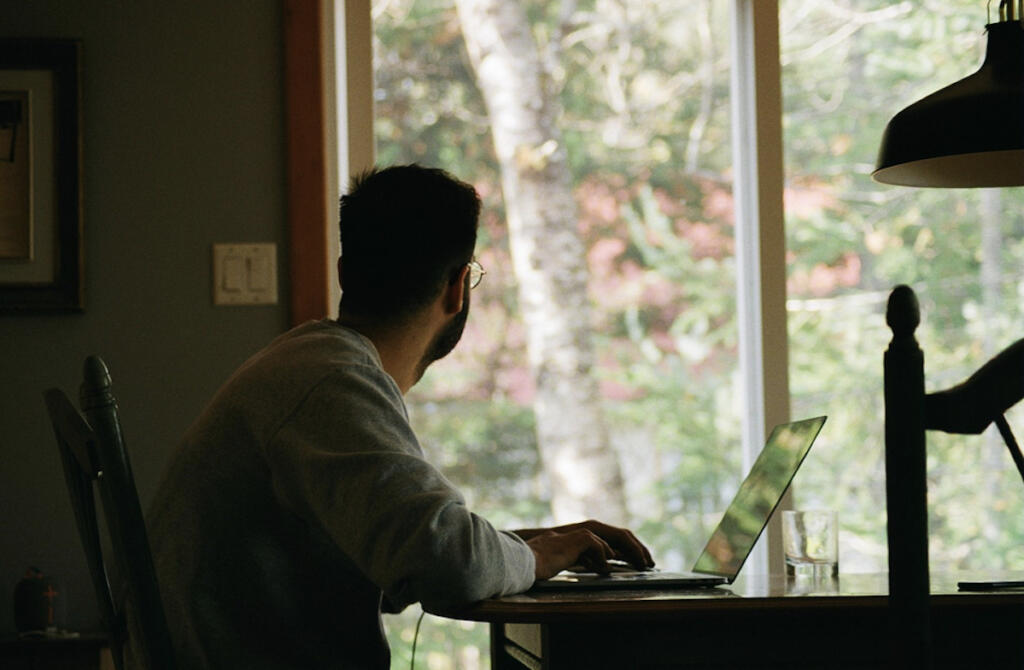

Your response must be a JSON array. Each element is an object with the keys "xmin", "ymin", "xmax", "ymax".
[{"xmin": 261, "ymin": 363, "xmax": 536, "ymax": 613}]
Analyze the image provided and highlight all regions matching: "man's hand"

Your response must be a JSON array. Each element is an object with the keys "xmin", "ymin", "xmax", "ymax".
[{"xmin": 514, "ymin": 520, "xmax": 655, "ymax": 581}]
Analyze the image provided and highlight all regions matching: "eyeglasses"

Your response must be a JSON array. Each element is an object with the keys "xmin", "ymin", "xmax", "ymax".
[{"xmin": 468, "ymin": 258, "xmax": 486, "ymax": 289}]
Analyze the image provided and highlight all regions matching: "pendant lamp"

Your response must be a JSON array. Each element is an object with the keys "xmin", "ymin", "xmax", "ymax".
[{"xmin": 873, "ymin": 2, "xmax": 1024, "ymax": 187}]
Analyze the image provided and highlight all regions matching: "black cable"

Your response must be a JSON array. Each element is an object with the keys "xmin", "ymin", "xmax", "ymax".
[{"xmin": 410, "ymin": 609, "xmax": 427, "ymax": 670}]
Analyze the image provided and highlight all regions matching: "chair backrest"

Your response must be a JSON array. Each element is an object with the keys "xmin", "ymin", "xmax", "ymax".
[
  {"xmin": 43, "ymin": 355, "xmax": 175, "ymax": 670},
  {"xmin": 883, "ymin": 286, "xmax": 931, "ymax": 667},
  {"xmin": 883, "ymin": 285, "xmax": 1024, "ymax": 668}
]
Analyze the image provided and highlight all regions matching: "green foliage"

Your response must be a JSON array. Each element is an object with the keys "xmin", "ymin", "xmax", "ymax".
[
  {"xmin": 384, "ymin": 606, "xmax": 489, "ymax": 670},
  {"xmin": 409, "ymin": 398, "xmax": 550, "ymax": 527},
  {"xmin": 373, "ymin": 0, "xmax": 1024, "ymax": 665},
  {"xmin": 781, "ymin": 0, "xmax": 1024, "ymax": 574}
]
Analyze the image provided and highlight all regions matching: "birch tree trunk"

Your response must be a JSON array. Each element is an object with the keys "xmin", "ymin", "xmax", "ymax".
[{"xmin": 454, "ymin": 0, "xmax": 628, "ymax": 524}]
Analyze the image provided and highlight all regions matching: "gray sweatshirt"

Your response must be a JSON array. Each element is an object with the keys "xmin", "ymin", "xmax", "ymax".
[{"xmin": 130, "ymin": 320, "xmax": 535, "ymax": 669}]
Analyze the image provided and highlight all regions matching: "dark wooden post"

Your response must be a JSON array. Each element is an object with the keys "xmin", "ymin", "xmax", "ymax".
[
  {"xmin": 79, "ymin": 356, "xmax": 175, "ymax": 670},
  {"xmin": 884, "ymin": 285, "xmax": 932, "ymax": 668}
]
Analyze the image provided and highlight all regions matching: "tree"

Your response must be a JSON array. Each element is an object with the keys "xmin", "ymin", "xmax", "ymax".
[{"xmin": 454, "ymin": 0, "xmax": 628, "ymax": 524}]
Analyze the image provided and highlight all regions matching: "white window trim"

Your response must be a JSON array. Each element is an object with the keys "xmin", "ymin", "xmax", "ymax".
[
  {"xmin": 328, "ymin": 0, "xmax": 375, "ymax": 318},
  {"xmin": 730, "ymin": 0, "xmax": 790, "ymax": 577}
]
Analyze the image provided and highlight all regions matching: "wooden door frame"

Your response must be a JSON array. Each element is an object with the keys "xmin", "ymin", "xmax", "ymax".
[
  {"xmin": 284, "ymin": 0, "xmax": 373, "ymax": 326},
  {"xmin": 284, "ymin": 0, "xmax": 330, "ymax": 325}
]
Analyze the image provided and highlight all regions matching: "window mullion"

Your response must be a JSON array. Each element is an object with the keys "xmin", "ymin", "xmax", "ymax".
[{"xmin": 730, "ymin": 0, "xmax": 790, "ymax": 577}]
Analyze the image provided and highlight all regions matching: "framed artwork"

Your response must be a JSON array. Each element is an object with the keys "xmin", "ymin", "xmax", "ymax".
[{"xmin": 0, "ymin": 39, "xmax": 82, "ymax": 313}]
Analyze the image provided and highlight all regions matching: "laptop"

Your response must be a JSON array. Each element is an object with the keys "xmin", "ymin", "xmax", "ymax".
[{"xmin": 531, "ymin": 415, "xmax": 827, "ymax": 590}]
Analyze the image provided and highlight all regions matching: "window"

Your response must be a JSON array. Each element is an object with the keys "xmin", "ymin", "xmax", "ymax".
[
  {"xmin": 781, "ymin": 0, "xmax": 1024, "ymax": 574},
  {"xmin": 326, "ymin": 0, "xmax": 1024, "ymax": 663},
  {"xmin": 361, "ymin": 1, "xmax": 785, "ymax": 665}
]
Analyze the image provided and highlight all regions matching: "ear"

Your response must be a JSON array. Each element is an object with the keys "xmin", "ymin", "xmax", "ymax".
[{"xmin": 442, "ymin": 265, "xmax": 469, "ymax": 316}]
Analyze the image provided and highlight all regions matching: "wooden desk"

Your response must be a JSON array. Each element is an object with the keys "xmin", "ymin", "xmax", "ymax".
[{"xmin": 448, "ymin": 573, "xmax": 1024, "ymax": 669}]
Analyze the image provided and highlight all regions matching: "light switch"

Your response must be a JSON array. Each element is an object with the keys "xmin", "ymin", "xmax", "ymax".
[
  {"xmin": 248, "ymin": 256, "xmax": 270, "ymax": 291},
  {"xmin": 222, "ymin": 255, "xmax": 244, "ymax": 291},
  {"xmin": 212, "ymin": 243, "xmax": 278, "ymax": 305}
]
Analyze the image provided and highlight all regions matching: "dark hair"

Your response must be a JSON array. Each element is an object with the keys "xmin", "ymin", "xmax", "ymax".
[{"xmin": 338, "ymin": 164, "xmax": 480, "ymax": 324}]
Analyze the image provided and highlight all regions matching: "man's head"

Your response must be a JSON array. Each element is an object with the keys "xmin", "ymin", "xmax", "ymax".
[{"xmin": 338, "ymin": 164, "xmax": 480, "ymax": 329}]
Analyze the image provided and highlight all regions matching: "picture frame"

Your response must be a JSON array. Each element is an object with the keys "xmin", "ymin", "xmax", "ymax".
[{"xmin": 0, "ymin": 39, "xmax": 82, "ymax": 313}]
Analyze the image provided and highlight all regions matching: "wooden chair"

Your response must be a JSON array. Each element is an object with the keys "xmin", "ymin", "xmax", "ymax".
[
  {"xmin": 43, "ymin": 355, "xmax": 175, "ymax": 670},
  {"xmin": 884, "ymin": 285, "xmax": 1024, "ymax": 668}
]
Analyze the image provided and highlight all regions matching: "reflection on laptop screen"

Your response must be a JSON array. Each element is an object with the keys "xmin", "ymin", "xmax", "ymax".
[{"xmin": 692, "ymin": 416, "xmax": 826, "ymax": 579}]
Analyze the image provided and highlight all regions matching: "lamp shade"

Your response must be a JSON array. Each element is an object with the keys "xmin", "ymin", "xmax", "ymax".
[{"xmin": 873, "ymin": 21, "xmax": 1024, "ymax": 187}]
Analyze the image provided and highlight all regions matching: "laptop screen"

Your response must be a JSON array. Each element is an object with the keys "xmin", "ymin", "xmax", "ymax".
[{"xmin": 691, "ymin": 416, "xmax": 827, "ymax": 579}]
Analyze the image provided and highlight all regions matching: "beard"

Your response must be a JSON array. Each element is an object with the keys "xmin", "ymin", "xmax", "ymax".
[{"xmin": 419, "ymin": 287, "xmax": 470, "ymax": 374}]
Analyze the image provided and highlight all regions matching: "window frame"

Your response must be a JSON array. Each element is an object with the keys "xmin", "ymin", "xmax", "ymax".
[
  {"xmin": 284, "ymin": 0, "xmax": 375, "ymax": 324},
  {"xmin": 730, "ymin": 0, "xmax": 790, "ymax": 575},
  {"xmin": 289, "ymin": 0, "xmax": 791, "ymax": 572}
]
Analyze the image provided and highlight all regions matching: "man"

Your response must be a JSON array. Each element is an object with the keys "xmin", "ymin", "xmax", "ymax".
[{"xmin": 133, "ymin": 165, "xmax": 653, "ymax": 669}]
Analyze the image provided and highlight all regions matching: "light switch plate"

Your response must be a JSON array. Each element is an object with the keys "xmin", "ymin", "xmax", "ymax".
[{"xmin": 212, "ymin": 243, "xmax": 278, "ymax": 305}]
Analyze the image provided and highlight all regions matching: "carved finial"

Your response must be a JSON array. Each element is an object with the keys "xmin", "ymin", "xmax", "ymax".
[
  {"xmin": 886, "ymin": 284, "xmax": 920, "ymax": 338},
  {"xmin": 80, "ymin": 355, "xmax": 114, "ymax": 410},
  {"xmin": 83, "ymin": 355, "xmax": 111, "ymax": 390}
]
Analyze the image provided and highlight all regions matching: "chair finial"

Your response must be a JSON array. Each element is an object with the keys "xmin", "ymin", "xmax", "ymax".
[
  {"xmin": 886, "ymin": 284, "xmax": 920, "ymax": 338},
  {"xmin": 83, "ymin": 355, "xmax": 111, "ymax": 389},
  {"xmin": 81, "ymin": 355, "xmax": 114, "ymax": 411}
]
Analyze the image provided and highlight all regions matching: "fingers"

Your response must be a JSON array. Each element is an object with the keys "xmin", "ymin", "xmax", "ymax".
[
  {"xmin": 527, "ymin": 528, "xmax": 617, "ymax": 579},
  {"xmin": 526, "ymin": 520, "xmax": 657, "ymax": 580},
  {"xmin": 550, "ymin": 528, "xmax": 616, "ymax": 574},
  {"xmin": 572, "ymin": 529, "xmax": 616, "ymax": 574},
  {"xmin": 574, "ymin": 520, "xmax": 656, "ymax": 569},
  {"xmin": 622, "ymin": 528, "xmax": 656, "ymax": 568}
]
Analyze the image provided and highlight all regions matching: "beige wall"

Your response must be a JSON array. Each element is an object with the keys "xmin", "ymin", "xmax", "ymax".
[{"xmin": 1, "ymin": 1, "xmax": 289, "ymax": 633}]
